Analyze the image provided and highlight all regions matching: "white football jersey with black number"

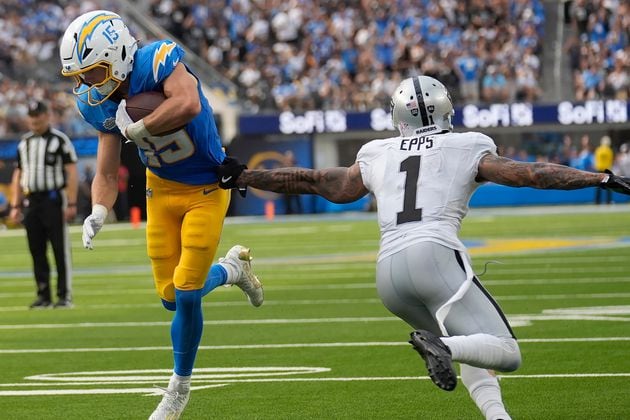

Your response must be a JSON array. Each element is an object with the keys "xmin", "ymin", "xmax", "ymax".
[{"xmin": 357, "ymin": 129, "xmax": 497, "ymax": 261}]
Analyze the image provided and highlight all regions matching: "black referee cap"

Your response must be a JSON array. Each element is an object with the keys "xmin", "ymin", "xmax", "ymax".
[{"xmin": 27, "ymin": 101, "xmax": 48, "ymax": 116}]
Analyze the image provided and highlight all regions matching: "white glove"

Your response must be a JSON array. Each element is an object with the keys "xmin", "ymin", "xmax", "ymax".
[
  {"xmin": 82, "ymin": 204, "xmax": 108, "ymax": 250},
  {"xmin": 115, "ymin": 99, "xmax": 151, "ymax": 141}
]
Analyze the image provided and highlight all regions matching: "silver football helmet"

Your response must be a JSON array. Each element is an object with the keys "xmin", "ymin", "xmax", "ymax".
[
  {"xmin": 391, "ymin": 75, "xmax": 454, "ymax": 136},
  {"xmin": 60, "ymin": 10, "xmax": 138, "ymax": 106}
]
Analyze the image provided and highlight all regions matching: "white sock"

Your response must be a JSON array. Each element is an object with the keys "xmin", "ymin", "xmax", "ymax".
[
  {"xmin": 441, "ymin": 334, "xmax": 521, "ymax": 372},
  {"xmin": 461, "ymin": 364, "xmax": 511, "ymax": 420},
  {"xmin": 169, "ymin": 373, "xmax": 191, "ymax": 391},
  {"xmin": 218, "ymin": 261, "xmax": 239, "ymax": 284}
]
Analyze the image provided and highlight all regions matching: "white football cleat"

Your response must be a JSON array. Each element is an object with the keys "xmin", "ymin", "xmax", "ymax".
[
  {"xmin": 220, "ymin": 245, "xmax": 264, "ymax": 307},
  {"xmin": 148, "ymin": 385, "xmax": 190, "ymax": 420}
]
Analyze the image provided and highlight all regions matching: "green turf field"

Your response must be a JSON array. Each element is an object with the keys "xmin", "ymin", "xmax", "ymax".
[{"xmin": 1, "ymin": 206, "xmax": 629, "ymax": 419}]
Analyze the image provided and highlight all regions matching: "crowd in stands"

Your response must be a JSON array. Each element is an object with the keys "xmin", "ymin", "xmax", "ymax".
[
  {"xmin": 0, "ymin": 77, "xmax": 95, "ymax": 138},
  {"xmin": 0, "ymin": 0, "xmax": 626, "ymax": 142},
  {"xmin": 149, "ymin": 0, "xmax": 546, "ymax": 112},
  {"xmin": 496, "ymin": 134, "xmax": 630, "ymax": 192},
  {"xmin": 0, "ymin": 0, "xmax": 122, "ymax": 138},
  {"xmin": 566, "ymin": 0, "xmax": 630, "ymax": 100}
]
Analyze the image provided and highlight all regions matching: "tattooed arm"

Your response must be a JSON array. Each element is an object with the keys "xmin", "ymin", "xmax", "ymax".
[
  {"xmin": 477, "ymin": 154, "xmax": 606, "ymax": 189},
  {"xmin": 237, "ymin": 163, "xmax": 369, "ymax": 203}
]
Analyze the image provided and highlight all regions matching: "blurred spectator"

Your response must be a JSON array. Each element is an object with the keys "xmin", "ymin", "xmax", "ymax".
[
  {"xmin": 568, "ymin": 0, "xmax": 629, "ymax": 100},
  {"xmin": 559, "ymin": 134, "xmax": 577, "ymax": 166},
  {"xmin": 0, "ymin": 189, "xmax": 8, "ymax": 229},
  {"xmin": 481, "ymin": 65, "xmax": 510, "ymax": 103},
  {"xmin": 593, "ymin": 135, "xmax": 614, "ymax": 204},
  {"xmin": 455, "ymin": 49, "xmax": 482, "ymax": 103},
  {"xmin": 614, "ymin": 143, "xmax": 630, "ymax": 176},
  {"xmin": 514, "ymin": 149, "xmax": 532, "ymax": 162},
  {"xmin": 604, "ymin": 52, "xmax": 629, "ymax": 99},
  {"xmin": 575, "ymin": 134, "xmax": 595, "ymax": 171},
  {"xmin": 576, "ymin": 63, "xmax": 606, "ymax": 100},
  {"xmin": 515, "ymin": 63, "xmax": 541, "ymax": 102}
]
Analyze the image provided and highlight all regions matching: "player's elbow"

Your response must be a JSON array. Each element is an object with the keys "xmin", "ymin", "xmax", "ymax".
[
  {"xmin": 181, "ymin": 98, "xmax": 201, "ymax": 120},
  {"xmin": 326, "ymin": 195, "xmax": 351, "ymax": 204},
  {"xmin": 323, "ymin": 190, "xmax": 366, "ymax": 204}
]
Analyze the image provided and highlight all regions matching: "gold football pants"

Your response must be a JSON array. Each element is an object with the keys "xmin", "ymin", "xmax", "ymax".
[{"xmin": 145, "ymin": 170, "xmax": 230, "ymax": 302}]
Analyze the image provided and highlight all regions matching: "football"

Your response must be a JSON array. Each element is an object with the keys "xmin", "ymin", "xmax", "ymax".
[{"xmin": 125, "ymin": 91, "xmax": 166, "ymax": 122}]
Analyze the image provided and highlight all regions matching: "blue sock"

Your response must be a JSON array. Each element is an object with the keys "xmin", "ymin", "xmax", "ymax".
[
  {"xmin": 172, "ymin": 288, "xmax": 203, "ymax": 377},
  {"xmin": 202, "ymin": 264, "xmax": 228, "ymax": 296},
  {"xmin": 160, "ymin": 265, "xmax": 227, "ymax": 312}
]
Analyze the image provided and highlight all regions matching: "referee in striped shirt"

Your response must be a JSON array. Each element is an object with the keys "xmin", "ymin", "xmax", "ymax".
[{"xmin": 9, "ymin": 101, "xmax": 79, "ymax": 309}]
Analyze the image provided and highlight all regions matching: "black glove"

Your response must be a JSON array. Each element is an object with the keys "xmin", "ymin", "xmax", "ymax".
[
  {"xmin": 218, "ymin": 156, "xmax": 247, "ymax": 197},
  {"xmin": 601, "ymin": 169, "xmax": 630, "ymax": 195}
]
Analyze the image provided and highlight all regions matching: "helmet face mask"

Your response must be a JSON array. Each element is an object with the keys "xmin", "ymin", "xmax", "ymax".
[
  {"xmin": 391, "ymin": 76, "xmax": 455, "ymax": 137},
  {"xmin": 60, "ymin": 10, "xmax": 138, "ymax": 106},
  {"xmin": 68, "ymin": 62, "xmax": 118, "ymax": 105}
]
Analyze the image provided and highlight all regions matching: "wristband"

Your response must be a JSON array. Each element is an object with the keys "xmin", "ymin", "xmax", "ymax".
[
  {"xmin": 67, "ymin": 203, "xmax": 77, "ymax": 207},
  {"xmin": 92, "ymin": 204, "xmax": 108, "ymax": 220},
  {"xmin": 125, "ymin": 119, "xmax": 152, "ymax": 141}
]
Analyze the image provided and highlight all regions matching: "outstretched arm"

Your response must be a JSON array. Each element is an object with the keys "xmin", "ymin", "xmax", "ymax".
[
  {"xmin": 92, "ymin": 131, "xmax": 122, "ymax": 209},
  {"xmin": 477, "ymin": 154, "xmax": 606, "ymax": 189},
  {"xmin": 237, "ymin": 163, "xmax": 369, "ymax": 203}
]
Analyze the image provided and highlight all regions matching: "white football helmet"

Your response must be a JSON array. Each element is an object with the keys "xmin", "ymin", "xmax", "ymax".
[
  {"xmin": 391, "ymin": 75, "xmax": 454, "ymax": 136},
  {"xmin": 60, "ymin": 10, "xmax": 138, "ymax": 106}
]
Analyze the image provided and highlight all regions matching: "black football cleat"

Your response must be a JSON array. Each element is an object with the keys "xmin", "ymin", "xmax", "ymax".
[
  {"xmin": 29, "ymin": 298, "xmax": 52, "ymax": 309},
  {"xmin": 409, "ymin": 329, "xmax": 457, "ymax": 391},
  {"xmin": 53, "ymin": 298, "xmax": 74, "ymax": 309}
]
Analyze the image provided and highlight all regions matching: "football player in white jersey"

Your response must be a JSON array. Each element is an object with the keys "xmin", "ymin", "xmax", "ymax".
[{"xmin": 218, "ymin": 76, "xmax": 630, "ymax": 420}]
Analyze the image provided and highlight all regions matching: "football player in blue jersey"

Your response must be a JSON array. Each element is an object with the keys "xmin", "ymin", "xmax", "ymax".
[{"xmin": 59, "ymin": 10, "xmax": 263, "ymax": 419}]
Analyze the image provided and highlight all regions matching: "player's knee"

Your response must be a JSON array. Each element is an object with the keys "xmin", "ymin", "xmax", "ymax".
[
  {"xmin": 499, "ymin": 337, "xmax": 521, "ymax": 372},
  {"xmin": 502, "ymin": 353, "xmax": 521, "ymax": 372},
  {"xmin": 174, "ymin": 265, "xmax": 206, "ymax": 291},
  {"xmin": 161, "ymin": 298, "xmax": 176, "ymax": 311},
  {"xmin": 156, "ymin": 282, "xmax": 175, "ymax": 303}
]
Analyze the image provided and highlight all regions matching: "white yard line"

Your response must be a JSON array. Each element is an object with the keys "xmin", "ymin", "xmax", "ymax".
[
  {"xmin": 0, "ymin": 256, "xmax": 628, "ymax": 284},
  {"xmin": 1, "ymin": 373, "xmax": 629, "ymax": 396},
  {"xmin": 0, "ymin": 307, "xmax": 629, "ymax": 331},
  {"xmin": 0, "ymin": 337, "xmax": 629, "ymax": 354},
  {"xmin": 0, "ymin": 291, "xmax": 629, "ymax": 311},
  {"xmin": 0, "ymin": 316, "xmax": 399, "ymax": 330}
]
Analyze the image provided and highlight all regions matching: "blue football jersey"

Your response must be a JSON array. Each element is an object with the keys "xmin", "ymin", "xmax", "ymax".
[{"xmin": 76, "ymin": 40, "xmax": 226, "ymax": 185}]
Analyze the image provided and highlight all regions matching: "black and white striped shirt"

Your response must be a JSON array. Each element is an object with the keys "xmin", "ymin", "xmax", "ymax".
[{"xmin": 17, "ymin": 128, "xmax": 78, "ymax": 194}]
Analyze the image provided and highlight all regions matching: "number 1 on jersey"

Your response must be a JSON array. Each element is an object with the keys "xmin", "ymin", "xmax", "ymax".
[{"xmin": 397, "ymin": 155, "xmax": 422, "ymax": 224}]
